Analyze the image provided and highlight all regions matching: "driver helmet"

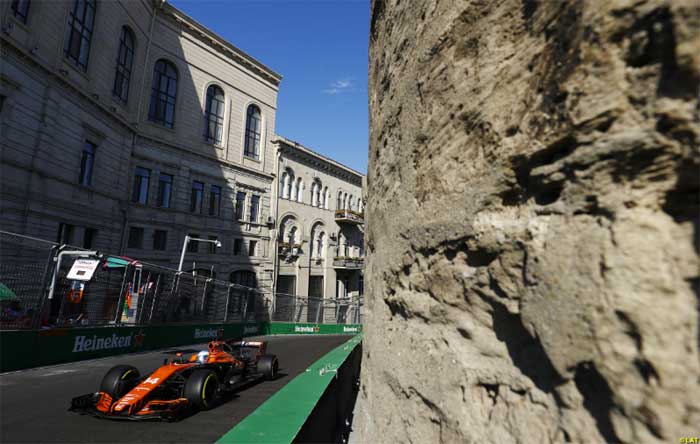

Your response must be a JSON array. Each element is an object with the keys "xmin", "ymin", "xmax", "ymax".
[{"xmin": 197, "ymin": 351, "xmax": 209, "ymax": 363}]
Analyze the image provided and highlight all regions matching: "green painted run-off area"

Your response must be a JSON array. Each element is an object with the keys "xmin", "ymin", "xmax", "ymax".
[{"xmin": 216, "ymin": 333, "xmax": 363, "ymax": 444}]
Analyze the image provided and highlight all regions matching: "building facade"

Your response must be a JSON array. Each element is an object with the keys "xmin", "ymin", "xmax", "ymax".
[
  {"xmin": 271, "ymin": 136, "xmax": 364, "ymax": 321},
  {"xmin": 1, "ymin": 0, "xmax": 280, "ymax": 295}
]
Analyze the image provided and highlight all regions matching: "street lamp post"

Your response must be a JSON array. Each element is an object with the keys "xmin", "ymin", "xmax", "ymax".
[{"xmin": 178, "ymin": 235, "xmax": 222, "ymax": 272}]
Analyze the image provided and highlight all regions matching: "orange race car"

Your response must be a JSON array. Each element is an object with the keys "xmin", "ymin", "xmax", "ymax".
[{"xmin": 69, "ymin": 339, "xmax": 279, "ymax": 421}]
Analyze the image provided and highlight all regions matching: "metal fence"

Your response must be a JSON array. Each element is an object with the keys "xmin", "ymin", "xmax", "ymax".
[
  {"xmin": 272, "ymin": 293, "xmax": 363, "ymax": 324},
  {"xmin": 0, "ymin": 230, "xmax": 362, "ymax": 330}
]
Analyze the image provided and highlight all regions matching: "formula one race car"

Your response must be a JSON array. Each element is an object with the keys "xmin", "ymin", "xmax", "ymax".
[{"xmin": 69, "ymin": 339, "xmax": 278, "ymax": 421}]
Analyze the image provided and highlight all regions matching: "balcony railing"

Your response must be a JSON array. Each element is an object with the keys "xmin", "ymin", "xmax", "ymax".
[
  {"xmin": 334, "ymin": 209, "xmax": 364, "ymax": 225},
  {"xmin": 279, "ymin": 242, "xmax": 302, "ymax": 257},
  {"xmin": 333, "ymin": 256, "xmax": 364, "ymax": 269}
]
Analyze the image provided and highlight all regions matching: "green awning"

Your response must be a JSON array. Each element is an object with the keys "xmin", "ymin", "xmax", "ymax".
[
  {"xmin": 0, "ymin": 283, "xmax": 18, "ymax": 301},
  {"xmin": 104, "ymin": 256, "xmax": 138, "ymax": 269}
]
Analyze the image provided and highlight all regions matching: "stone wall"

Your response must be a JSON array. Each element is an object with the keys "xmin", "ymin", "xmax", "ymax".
[{"xmin": 358, "ymin": 0, "xmax": 699, "ymax": 442}]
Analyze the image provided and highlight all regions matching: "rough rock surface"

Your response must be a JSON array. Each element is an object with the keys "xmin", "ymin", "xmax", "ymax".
[{"xmin": 357, "ymin": 1, "xmax": 699, "ymax": 443}]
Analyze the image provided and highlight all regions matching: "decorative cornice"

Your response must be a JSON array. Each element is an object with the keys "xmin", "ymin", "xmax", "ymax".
[
  {"xmin": 273, "ymin": 136, "xmax": 365, "ymax": 186},
  {"xmin": 162, "ymin": 2, "xmax": 282, "ymax": 88}
]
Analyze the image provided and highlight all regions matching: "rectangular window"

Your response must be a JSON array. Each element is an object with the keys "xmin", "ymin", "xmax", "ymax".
[
  {"xmin": 157, "ymin": 173, "xmax": 173, "ymax": 208},
  {"xmin": 83, "ymin": 227, "xmax": 96, "ymax": 249},
  {"xmin": 78, "ymin": 141, "xmax": 96, "ymax": 186},
  {"xmin": 233, "ymin": 238, "xmax": 242, "ymax": 255},
  {"xmin": 208, "ymin": 236, "xmax": 218, "ymax": 254},
  {"xmin": 64, "ymin": 0, "xmax": 96, "ymax": 70},
  {"xmin": 131, "ymin": 167, "xmax": 150, "ymax": 204},
  {"xmin": 209, "ymin": 185, "xmax": 221, "ymax": 216},
  {"xmin": 276, "ymin": 275, "xmax": 296, "ymax": 295},
  {"xmin": 190, "ymin": 181, "xmax": 204, "ymax": 213},
  {"xmin": 57, "ymin": 223, "xmax": 74, "ymax": 245},
  {"xmin": 249, "ymin": 195, "xmax": 260, "ymax": 223},
  {"xmin": 308, "ymin": 276, "xmax": 324, "ymax": 322},
  {"xmin": 248, "ymin": 240, "xmax": 257, "ymax": 257},
  {"xmin": 11, "ymin": 0, "xmax": 30, "ymax": 23},
  {"xmin": 187, "ymin": 233, "xmax": 199, "ymax": 253},
  {"xmin": 127, "ymin": 227, "xmax": 144, "ymax": 249},
  {"xmin": 153, "ymin": 230, "xmax": 167, "ymax": 250},
  {"xmin": 235, "ymin": 191, "xmax": 246, "ymax": 221}
]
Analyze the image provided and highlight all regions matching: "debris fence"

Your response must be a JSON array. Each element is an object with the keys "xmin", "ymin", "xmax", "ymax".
[{"xmin": 0, "ymin": 230, "xmax": 363, "ymax": 330}]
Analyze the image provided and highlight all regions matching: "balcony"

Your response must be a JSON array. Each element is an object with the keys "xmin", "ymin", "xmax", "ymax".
[
  {"xmin": 334, "ymin": 209, "xmax": 364, "ymax": 225},
  {"xmin": 333, "ymin": 256, "xmax": 364, "ymax": 269},
  {"xmin": 279, "ymin": 242, "xmax": 302, "ymax": 258}
]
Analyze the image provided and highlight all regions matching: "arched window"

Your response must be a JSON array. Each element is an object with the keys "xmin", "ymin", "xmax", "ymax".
[
  {"xmin": 288, "ymin": 226, "xmax": 297, "ymax": 245},
  {"xmin": 112, "ymin": 27, "xmax": 134, "ymax": 102},
  {"xmin": 296, "ymin": 178, "xmax": 303, "ymax": 202},
  {"xmin": 317, "ymin": 232, "xmax": 325, "ymax": 257},
  {"xmin": 311, "ymin": 223, "xmax": 325, "ymax": 259},
  {"xmin": 148, "ymin": 59, "xmax": 178, "ymax": 128},
  {"xmin": 343, "ymin": 193, "xmax": 348, "ymax": 210},
  {"xmin": 204, "ymin": 85, "xmax": 225, "ymax": 144},
  {"xmin": 319, "ymin": 185, "xmax": 325, "ymax": 208},
  {"xmin": 283, "ymin": 169, "xmax": 294, "ymax": 199},
  {"xmin": 324, "ymin": 187, "xmax": 331, "ymax": 209},
  {"xmin": 64, "ymin": 0, "xmax": 96, "ymax": 70},
  {"xmin": 244, "ymin": 105, "xmax": 262, "ymax": 159},
  {"xmin": 312, "ymin": 179, "xmax": 322, "ymax": 207},
  {"xmin": 337, "ymin": 191, "xmax": 343, "ymax": 210},
  {"xmin": 280, "ymin": 171, "xmax": 288, "ymax": 197},
  {"xmin": 338, "ymin": 232, "xmax": 347, "ymax": 257}
]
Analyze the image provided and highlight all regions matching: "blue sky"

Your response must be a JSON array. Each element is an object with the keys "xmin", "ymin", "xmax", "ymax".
[{"xmin": 169, "ymin": 0, "xmax": 369, "ymax": 173}]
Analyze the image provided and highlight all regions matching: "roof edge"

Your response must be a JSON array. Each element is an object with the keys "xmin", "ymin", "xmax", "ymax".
[
  {"xmin": 273, "ymin": 135, "xmax": 366, "ymax": 179},
  {"xmin": 162, "ymin": 1, "xmax": 282, "ymax": 86}
]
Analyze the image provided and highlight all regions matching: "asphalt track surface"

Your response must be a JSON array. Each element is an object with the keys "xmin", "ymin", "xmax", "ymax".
[{"xmin": 0, "ymin": 334, "xmax": 351, "ymax": 444}]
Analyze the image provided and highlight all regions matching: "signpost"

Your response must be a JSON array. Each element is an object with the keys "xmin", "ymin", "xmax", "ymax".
[{"xmin": 66, "ymin": 259, "xmax": 100, "ymax": 281}]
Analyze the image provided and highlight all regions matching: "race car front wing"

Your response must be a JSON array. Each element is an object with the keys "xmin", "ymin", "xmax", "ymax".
[{"xmin": 69, "ymin": 392, "xmax": 189, "ymax": 422}]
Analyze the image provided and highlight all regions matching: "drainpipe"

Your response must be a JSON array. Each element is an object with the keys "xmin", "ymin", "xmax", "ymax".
[
  {"xmin": 135, "ymin": 1, "xmax": 159, "ymax": 125},
  {"xmin": 269, "ymin": 143, "xmax": 282, "ymax": 315}
]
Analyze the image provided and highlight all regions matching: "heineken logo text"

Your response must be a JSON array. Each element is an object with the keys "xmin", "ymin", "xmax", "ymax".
[{"xmin": 72, "ymin": 333, "xmax": 132, "ymax": 352}]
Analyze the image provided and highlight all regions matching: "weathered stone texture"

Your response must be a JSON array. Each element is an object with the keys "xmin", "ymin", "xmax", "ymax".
[{"xmin": 359, "ymin": 0, "xmax": 699, "ymax": 443}]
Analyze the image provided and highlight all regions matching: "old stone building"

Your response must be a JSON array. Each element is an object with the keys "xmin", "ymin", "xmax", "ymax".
[
  {"xmin": 1, "ymin": 0, "xmax": 281, "ymax": 294},
  {"xmin": 272, "ymin": 136, "xmax": 365, "ymax": 322}
]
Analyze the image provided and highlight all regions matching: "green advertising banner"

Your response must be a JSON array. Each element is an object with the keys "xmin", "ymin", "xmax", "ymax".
[
  {"xmin": 263, "ymin": 323, "xmax": 362, "ymax": 335},
  {"xmin": 0, "ymin": 322, "xmax": 261, "ymax": 372},
  {"xmin": 1, "ymin": 322, "xmax": 359, "ymax": 372}
]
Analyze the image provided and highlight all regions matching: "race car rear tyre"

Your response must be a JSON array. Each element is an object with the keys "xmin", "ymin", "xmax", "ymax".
[
  {"xmin": 184, "ymin": 369, "xmax": 219, "ymax": 410},
  {"xmin": 257, "ymin": 354, "xmax": 278, "ymax": 380},
  {"xmin": 100, "ymin": 365, "xmax": 140, "ymax": 398}
]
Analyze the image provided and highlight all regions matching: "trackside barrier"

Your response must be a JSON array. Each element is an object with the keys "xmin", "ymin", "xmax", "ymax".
[
  {"xmin": 0, "ymin": 322, "xmax": 362, "ymax": 372},
  {"xmin": 216, "ymin": 334, "xmax": 363, "ymax": 444}
]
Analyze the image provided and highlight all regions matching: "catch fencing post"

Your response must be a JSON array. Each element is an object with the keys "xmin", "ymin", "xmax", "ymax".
[
  {"xmin": 33, "ymin": 245, "xmax": 59, "ymax": 329},
  {"xmin": 201, "ymin": 278, "xmax": 212, "ymax": 320},
  {"xmin": 148, "ymin": 274, "xmax": 161, "ymax": 323},
  {"xmin": 113, "ymin": 264, "xmax": 131, "ymax": 324},
  {"xmin": 224, "ymin": 284, "xmax": 234, "ymax": 322}
]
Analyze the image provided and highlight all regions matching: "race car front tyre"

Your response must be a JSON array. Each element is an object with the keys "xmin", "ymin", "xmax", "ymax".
[
  {"xmin": 100, "ymin": 365, "xmax": 141, "ymax": 398},
  {"xmin": 257, "ymin": 354, "xmax": 278, "ymax": 380},
  {"xmin": 184, "ymin": 369, "xmax": 219, "ymax": 410}
]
